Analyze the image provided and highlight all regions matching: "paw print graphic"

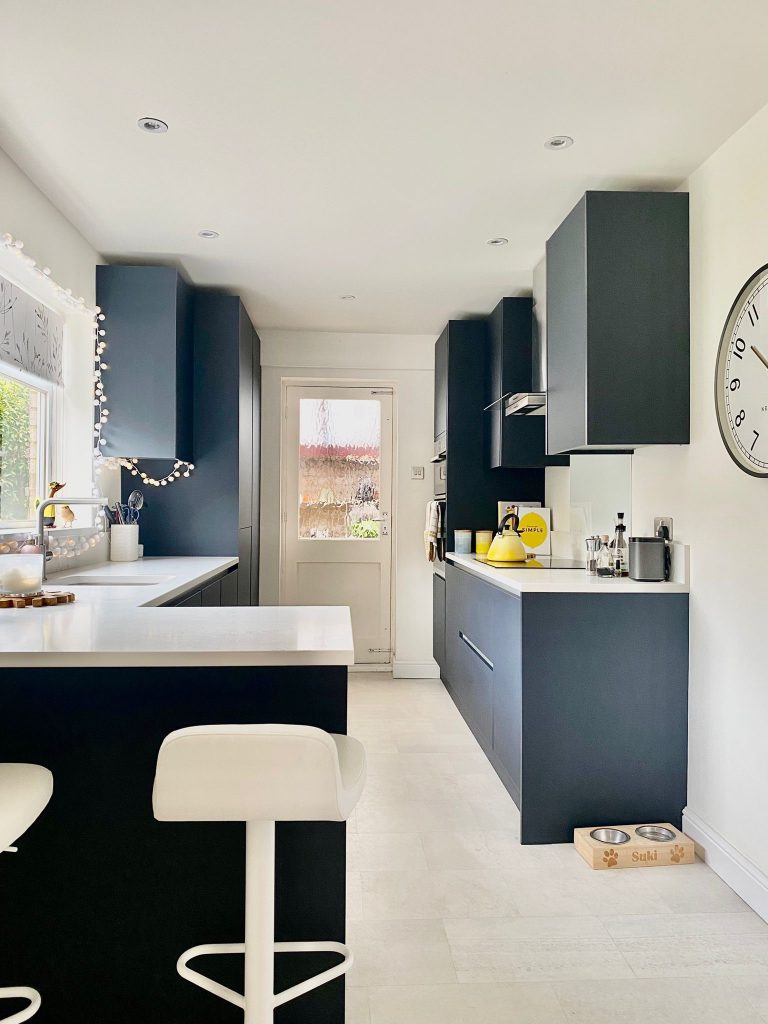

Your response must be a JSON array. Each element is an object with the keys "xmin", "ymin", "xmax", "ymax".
[
  {"xmin": 603, "ymin": 848, "xmax": 619, "ymax": 867},
  {"xmin": 670, "ymin": 844, "xmax": 686, "ymax": 864}
]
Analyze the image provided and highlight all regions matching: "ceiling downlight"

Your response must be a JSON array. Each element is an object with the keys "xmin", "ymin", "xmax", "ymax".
[
  {"xmin": 486, "ymin": 237, "xmax": 509, "ymax": 247},
  {"xmin": 137, "ymin": 117, "xmax": 169, "ymax": 134},
  {"xmin": 197, "ymin": 229, "xmax": 220, "ymax": 239},
  {"xmin": 545, "ymin": 135, "xmax": 574, "ymax": 150}
]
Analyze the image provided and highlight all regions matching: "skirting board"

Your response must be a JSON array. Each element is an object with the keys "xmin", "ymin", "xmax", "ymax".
[
  {"xmin": 683, "ymin": 807, "xmax": 768, "ymax": 923},
  {"xmin": 393, "ymin": 660, "xmax": 441, "ymax": 679}
]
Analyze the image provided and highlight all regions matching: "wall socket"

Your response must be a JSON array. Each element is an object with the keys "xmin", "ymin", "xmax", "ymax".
[
  {"xmin": 411, "ymin": 466, "xmax": 425, "ymax": 480},
  {"xmin": 654, "ymin": 516, "xmax": 674, "ymax": 541}
]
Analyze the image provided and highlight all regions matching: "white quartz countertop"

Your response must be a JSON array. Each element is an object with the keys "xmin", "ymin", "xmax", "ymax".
[
  {"xmin": 0, "ymin": 557, "xmax": 355, "ymax": 668},
  {"xmin": 446, "ymin": 552, "xmax": 690, "ymax": 596}
]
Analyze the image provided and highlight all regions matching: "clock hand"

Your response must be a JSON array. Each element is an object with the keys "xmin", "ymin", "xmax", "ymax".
[{"xmin": 751, "ymin": 344, "xmax": 768, "ymax": 371}]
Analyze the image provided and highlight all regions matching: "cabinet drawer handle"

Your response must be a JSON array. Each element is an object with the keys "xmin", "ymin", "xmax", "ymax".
[{"xmin": 459, "ymin": 631, "xmax": 494, "ymax": 670}]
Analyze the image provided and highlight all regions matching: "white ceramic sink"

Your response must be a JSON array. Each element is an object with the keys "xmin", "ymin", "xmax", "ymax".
[{"xmin": 54, "ymin": 575, "xmax": 175, "ymax": 587}]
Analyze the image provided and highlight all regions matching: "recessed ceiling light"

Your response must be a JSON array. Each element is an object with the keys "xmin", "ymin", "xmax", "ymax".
[
  {"xmin": 486, "ymin": 237, "xmax": 509, "ymax": 247},
  {"xmin": 137, "ymin": 116, "xmax": 169, "ymax": 134},
  {"xmin": 340, "ymin": 294, "xmax": 357, "ymax": 300},
  {"xmin": 197, "ymin": 229, "xmax": 220, "ymax": 239},
  {"xmin": 545, "ymin": 135, "xmax": 574, "ymax": 150}
]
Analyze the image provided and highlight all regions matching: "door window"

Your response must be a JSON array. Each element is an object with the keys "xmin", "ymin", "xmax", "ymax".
[{"xmin": 298, "ymin": 397, "xmax": 381, "ymax": 539}]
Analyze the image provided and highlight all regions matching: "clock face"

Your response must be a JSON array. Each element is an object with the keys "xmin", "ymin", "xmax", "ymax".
[{"xmin": 715, "ymin": 264, "xmax": 768, "ymax": 476}]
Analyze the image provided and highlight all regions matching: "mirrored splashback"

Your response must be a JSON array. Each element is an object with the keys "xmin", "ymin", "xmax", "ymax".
[{"xmin": 546, "ymin": 454, "xmax": 632, "ymax": 558}]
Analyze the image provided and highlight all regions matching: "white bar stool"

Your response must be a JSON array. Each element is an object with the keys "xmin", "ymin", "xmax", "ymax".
[
  {"xmin": 153, "ymin": 723, "xmax": 366, "ymax": 1024},
  {"xmin": 0, "ymin": 764, "xmax": 53, "ymax": 1024}
]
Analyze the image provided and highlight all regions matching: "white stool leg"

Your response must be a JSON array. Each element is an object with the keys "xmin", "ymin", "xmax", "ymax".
[
  {"xmin": 244, "ymin": 820, "xmax": 275, "ymax": 1024},
  {"xmin": 0, "ymin": 987, "xmax": 41, "ymax": 1024}
]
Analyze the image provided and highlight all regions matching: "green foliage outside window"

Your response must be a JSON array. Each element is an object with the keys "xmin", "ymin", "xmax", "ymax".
[{"xmin": 0, "ymin": 377, "xmax": 34, "ymax": 522}]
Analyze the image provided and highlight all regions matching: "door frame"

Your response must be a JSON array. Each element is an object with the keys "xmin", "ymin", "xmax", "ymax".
[{"xmin": 278, "ymin": 376, "xmax": 398, "ymax": 668}]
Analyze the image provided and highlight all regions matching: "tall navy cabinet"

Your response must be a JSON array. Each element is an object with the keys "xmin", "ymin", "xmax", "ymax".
[{"xmin": 100, "ymin": 275, "xmax": 262, "ymax": 607}]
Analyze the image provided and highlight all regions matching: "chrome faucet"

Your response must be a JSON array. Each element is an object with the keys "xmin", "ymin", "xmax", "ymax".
[{"xmin": 37, "ymin": 497, "xmax": 108, "ymax": 581}]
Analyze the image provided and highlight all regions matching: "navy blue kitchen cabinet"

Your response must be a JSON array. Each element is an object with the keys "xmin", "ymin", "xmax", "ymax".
[
  {"xmin": 437, "ymin": 319, "xmax": 544, "ymax": 548},
  {"xmin": 444, "ymin": 562, "xmax": 689, "ymax": 844},
  {"xmin": 432, "ymin": 573, "xmax": 446, "ymax": 674},
  {"xmin": 96, "ymin": 266, "xmax": 193, "ymax": 461},
  {"xmin": 434, "ymin": 328, "xmax": 448, "ymax": 454},
  {"xmin": 114, "ymin": 287, "xmax": 261, "ymax": 605},
  {"xmin": 546, "ymin": 191, "xmax": 690, "ymax": 454},
  {"xmin": 486, "ymin": 297, "xmax": 569, "ymax": 469}
]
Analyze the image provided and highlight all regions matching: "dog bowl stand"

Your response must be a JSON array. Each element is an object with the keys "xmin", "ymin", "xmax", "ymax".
[{"xmin": 574, "ymin": 822, "xmax": 695, "ymax": 869}]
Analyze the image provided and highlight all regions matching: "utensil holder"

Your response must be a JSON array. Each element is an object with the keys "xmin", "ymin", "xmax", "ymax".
[{"xmin": 110, "ymin": 525, "xmax": 139, "ymax": 562}]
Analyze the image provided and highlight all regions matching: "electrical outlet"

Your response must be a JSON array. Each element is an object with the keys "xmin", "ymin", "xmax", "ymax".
[
  {"xmin": 411, "ymin": 465, "xmax": 425, "ymax": 481},
  {"xmin": 654, "ymin": 516, "xmax": 673, "ymax": 541}
]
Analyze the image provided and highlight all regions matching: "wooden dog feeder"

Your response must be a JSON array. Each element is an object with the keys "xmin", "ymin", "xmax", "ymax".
[{"xmin": 574, "ymin": 822, "xmax": 695, "ymax": 869}]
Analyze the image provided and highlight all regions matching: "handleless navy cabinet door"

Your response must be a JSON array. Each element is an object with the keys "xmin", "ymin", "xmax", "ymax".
[{"xmin": 96, "ymin": 265, "xmax": 192, "ymax": 461}]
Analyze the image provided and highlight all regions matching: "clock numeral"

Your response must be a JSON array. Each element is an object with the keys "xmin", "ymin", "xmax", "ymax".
[
  {"xmin": 748, "ymin": 304, "xmax": 760, "ymax": 327},
  {"xmin": 734, "ymin": 337, "xmax": 746, "ymax": 359},
  {"xmin": 736, "ymin": 410, "xmax": 746, "ymax": 427},
  {"xmin": 730, "ymin": 378, "xmax": 740, "ymax": 391},
  {"xmin": 752, "ymin": 431, "xmax": 760, "ymax": 452}
]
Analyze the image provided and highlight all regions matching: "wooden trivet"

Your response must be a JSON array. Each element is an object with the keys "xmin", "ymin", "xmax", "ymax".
[{"xmin": 0, "ymin": 590, "xmax": 76, "ymax": 609}]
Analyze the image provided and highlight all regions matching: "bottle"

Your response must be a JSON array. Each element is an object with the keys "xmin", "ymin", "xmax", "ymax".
[
  {"xmin": 596, "ymin": 535, "xmax": 613, "ymax": 577},
  {"xmin": 585, "ymin": 535, "xmax": 600, "ymax": 576},
  {"xmin": 613, "ymin": 513, "xmax": 628, "ymax": 577}
]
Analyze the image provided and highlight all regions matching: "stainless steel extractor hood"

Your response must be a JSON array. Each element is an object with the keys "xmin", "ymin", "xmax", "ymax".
[{"xmin": 506, "ymin": 258, "xmax": 548, "ymax": 417}]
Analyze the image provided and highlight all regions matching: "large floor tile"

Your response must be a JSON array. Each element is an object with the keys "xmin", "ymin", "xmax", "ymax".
[
  {"xmin": 346, "ymin": 919, "xmax": 457, "ymax": 986},
  {"xmin": 355, "ymin": 796, "xmax": 480, "ymax": 833},
  {"xmin": 369, "ymin": 982, "xmax": 567, "ymax": 1024},
  {"xmin": 553, "ymin": 976, "xmax": 765, "ymax": 1023},
  {"xmin": 601, "ymin": 910, "xmax": 768, "ymax": 939},
  {"xmin": 360, "ymin": 868, "xmax": 521, "ymax": 920},
  {"xmin": 345, "ymin": 985, "xmax": 370, "ymax": 1024},
  {"xmin": 615, "ymin": 932, "xmax": 768, "ymax": 977},
  {"xmin": 347, "ymin": 832, "xmax": 428, "ymax": 872},
  {"xmin": 445, "ymin": 916, "xmax": 633, "ymax": 983}
]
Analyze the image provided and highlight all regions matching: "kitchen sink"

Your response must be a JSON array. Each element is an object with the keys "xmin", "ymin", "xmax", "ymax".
[{"xmin": 53, "ymin": 575, "xmax": 175, "ymax": 587}]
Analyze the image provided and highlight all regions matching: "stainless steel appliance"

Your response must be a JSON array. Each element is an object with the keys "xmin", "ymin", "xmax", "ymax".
[
  {"xmin": 628, "ymin": 537, "xmax": 669, "ymax": 582},
  {"xmin": 433, "ymin": 457, "xmax": 447, "ymax": 498}
]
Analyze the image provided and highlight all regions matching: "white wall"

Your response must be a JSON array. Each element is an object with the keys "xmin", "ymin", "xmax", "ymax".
[
  {"xmin": 0, "ymin": 147, "xmax": 117, "ymax": 509},
  {"xmin": 632, "ymin": 102, "xmax": 768, "ymax": 903},
  {"xmin": 259, "ymin": 330, "xmax": 437, "ymax": 676}
]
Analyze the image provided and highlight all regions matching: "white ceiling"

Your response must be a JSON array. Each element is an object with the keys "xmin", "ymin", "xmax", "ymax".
[{"xmin": 2, "ymin": 1, "xmax": 768, "ymax": 334}]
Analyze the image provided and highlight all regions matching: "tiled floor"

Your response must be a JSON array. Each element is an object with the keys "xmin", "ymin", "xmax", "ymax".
[{"xmin": 345, "ymin": 673, "xmax": 768, "ymax": 1023}]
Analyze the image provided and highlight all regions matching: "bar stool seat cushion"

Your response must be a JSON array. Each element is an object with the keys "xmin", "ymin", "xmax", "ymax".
[
  {"xmin": 0, "ymin": 764, "xmax": 53, "ymax": 852},
  {"xmin": 153, "ymin": 724, "xmax": 365, "ymax": 823}
]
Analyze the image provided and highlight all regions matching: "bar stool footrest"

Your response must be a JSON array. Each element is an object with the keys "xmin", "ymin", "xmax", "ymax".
[
  {"xmin": 0, "ymin": 986, "xmax": 42, "ymax": 1024},
  {"xmin": 176, "ymin": 940, "xmax": 353, "ymax": 1013}
]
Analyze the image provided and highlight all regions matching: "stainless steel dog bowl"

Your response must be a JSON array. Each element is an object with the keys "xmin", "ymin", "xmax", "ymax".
[
  {"xmin": 590, "ymin": 828, "xmax": 630, "ymax": 845},
  {"xmin": 635, "ymin": 825, "xmax": 675, "ymax": 842}
]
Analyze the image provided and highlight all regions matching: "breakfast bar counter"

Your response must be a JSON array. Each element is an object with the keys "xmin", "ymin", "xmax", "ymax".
[{"xmin": 0, "ymin": 557, "xmax": 355, "ymax": 1024}]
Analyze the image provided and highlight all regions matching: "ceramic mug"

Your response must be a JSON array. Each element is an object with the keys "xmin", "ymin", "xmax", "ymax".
[{"xmin": 110, "ymin": 525, "xmax": 139, "ymax": 562}]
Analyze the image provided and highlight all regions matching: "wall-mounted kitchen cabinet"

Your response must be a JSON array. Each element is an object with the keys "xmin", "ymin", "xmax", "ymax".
[
  {"xmin": 436, "ymin": 319, "xmax": 544, "ymax": 547},
  {"xmin": 546, "ymin": 190, "xmax": 690, "ymax": 454},
  {"xmin": 485, "ymin": 297, "xmax": 569, "ymax": 469},
  {"xmin": 96, "ymin": 266, "xmax": 193, "ymax": 461},
  {"xmin": 120, "ymin": 290, "xmax": 261, "ymax": 606}
]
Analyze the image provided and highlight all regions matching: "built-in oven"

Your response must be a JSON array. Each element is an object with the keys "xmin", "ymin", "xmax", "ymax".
[{"xmin": 433, "ymin": 457, "xmax": 447, "ymax": 498}]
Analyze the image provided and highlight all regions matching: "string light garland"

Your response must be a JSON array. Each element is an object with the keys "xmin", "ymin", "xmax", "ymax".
[{"xmin": 0, "ymin": 231, "xmax": 195, "ymax": 490}]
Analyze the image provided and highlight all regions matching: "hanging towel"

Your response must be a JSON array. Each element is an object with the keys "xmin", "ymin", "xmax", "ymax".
[
  {"xmin": 436, "ymin": 500, "xmax": 446, "ymax": 562},
  {"xmin": 424, "ymin": 500, "xmax": 440, "ymax": 561}
]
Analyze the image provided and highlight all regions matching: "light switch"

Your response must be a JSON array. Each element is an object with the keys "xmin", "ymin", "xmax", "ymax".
[{"xmin": 411, "ymin": 465, "xmax": 425, "ymax": 480}]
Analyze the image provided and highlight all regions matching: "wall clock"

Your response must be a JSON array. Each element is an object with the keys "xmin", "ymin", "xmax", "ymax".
[{"xmin": 715, "ymin": 263, "xmax": 768, "ymax": 476}]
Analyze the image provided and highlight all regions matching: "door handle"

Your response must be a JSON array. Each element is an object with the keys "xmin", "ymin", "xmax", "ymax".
[{"xmin": 459, "ymin": 631, "xmax": 494, "ymax": 670}]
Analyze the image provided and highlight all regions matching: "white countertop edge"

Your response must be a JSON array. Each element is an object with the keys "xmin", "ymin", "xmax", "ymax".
[
  {"xmin": 139, "ymin": 557, "xmax": 239, "ymax": 606},
  {"xmin": 0, "ymin": 649, "xmax": 354, "ymax": 669},
  {"xmin": 446, "ymin": 552, "xmax": 690, "ymax": 595}
]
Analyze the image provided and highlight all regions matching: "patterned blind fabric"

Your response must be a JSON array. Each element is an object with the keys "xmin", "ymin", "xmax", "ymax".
[{"xmin": 0, "ymin": 272, "xmax": 64, "ymax": 385}]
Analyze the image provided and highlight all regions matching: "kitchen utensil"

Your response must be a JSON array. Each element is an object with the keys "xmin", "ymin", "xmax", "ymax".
[
  {"xmin": 585, "ymin": 536, "xmax": 601, "ymax": 576},
  {"xmin": 127, "ymin": 490, "xmax": 144, "ymax": 525},
  {"xmin": 486, "ymin": 511, "xmax": 527, "ymax": 563},
  {"xmin": 629, "ymin": 537, "xmax": 668, "ymax": 582}
]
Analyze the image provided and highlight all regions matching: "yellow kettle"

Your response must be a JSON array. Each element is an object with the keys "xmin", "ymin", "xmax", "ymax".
[{"xmin": 486, "ymin": 510, "xmax": 527, "ymax": 562}]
